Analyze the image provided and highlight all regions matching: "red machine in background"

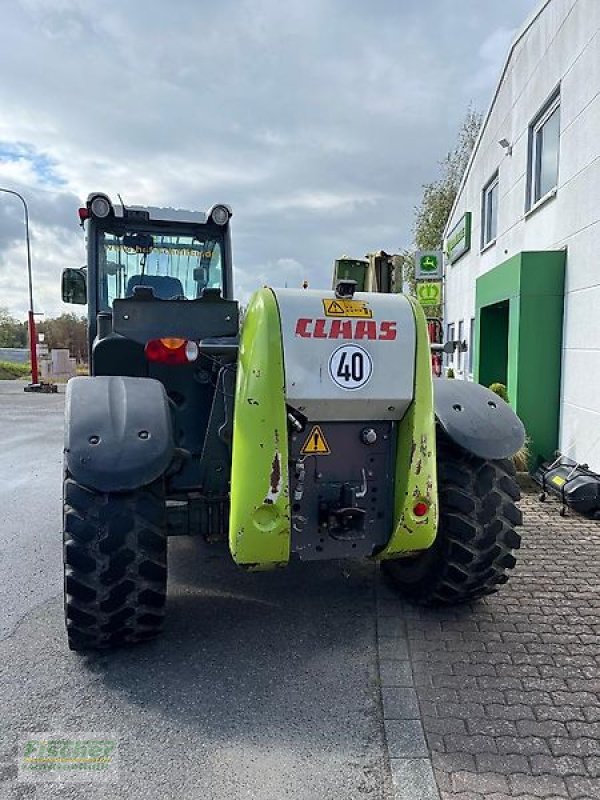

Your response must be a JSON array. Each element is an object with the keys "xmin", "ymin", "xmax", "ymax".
[{"xmin": 427, "ymin": 319, "xmax": 443, "ymax": 377}]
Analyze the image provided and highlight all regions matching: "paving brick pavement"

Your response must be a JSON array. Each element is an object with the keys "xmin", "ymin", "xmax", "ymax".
[{"xmin": 378, "ymin": 491, "xmax": 600, "ymax": 800}]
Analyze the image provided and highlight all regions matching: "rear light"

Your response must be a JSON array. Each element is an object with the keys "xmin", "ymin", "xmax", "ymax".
[
  {"xmin": 90, "ymin": 195, "xmax": 112, "ymax": 218},
  {"xmin": 144, "ymin": 338, "xmax": 199, "ymax": 365},
  {"xmin": 413, "ymin": 500, "xmax": 429, "ymax": 518},
  {"xmin": 210, "ymin": 204, "xmax": 230, "ymax": 225}
]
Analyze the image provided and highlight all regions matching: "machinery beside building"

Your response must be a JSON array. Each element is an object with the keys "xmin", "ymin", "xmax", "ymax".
[{"xmin": 60, "ymin": 192, "xmax": 525, "ymax": 651}]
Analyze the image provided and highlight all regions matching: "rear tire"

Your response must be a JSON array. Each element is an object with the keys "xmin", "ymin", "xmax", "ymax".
[
  {"xmin": 63, "ymin": 473, "xmax": 167, "ymax": 650},
  {"xmin": 383, "ymin": 433, "xmax": 522, "ymax": 604}
]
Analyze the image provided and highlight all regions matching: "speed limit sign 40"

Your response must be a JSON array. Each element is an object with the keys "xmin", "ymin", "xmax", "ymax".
[{"xmin": 328, "ymin": 344, "xmax": 373, "ymax": 391}]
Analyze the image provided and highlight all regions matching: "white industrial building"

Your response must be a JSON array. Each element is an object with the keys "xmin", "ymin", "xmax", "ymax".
[{"xmin": 443, "ymin": 0, "xmax": 600, "ymax": 470}]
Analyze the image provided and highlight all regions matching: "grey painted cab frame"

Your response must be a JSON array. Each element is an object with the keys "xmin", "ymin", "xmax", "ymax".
[
  {"xmin": 434, "ymin": 378, "xmax": 525, "ymax": 460},
  {"xmin": 65, "ymin": 376, "xmax": 174, "ymax": 493}
]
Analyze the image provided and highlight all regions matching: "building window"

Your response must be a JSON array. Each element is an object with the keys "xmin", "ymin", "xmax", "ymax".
[
  {"xmin": 481, "ymin": 172, "xmax": 499, "ymax": 248},
  {"xmin": 468, "ymin": 317, "xmax": 475, "ymax": 375},
  {"xmin": 458, "ymin": 320, "xmax": 464, "ymax": 372},
  {"xmin": 527, "ymin": 90, "xmax": 560, "ymax": 209},
  {"xmin": 446, "ymin": 322, "xmax": 455, "ymax": 368}
]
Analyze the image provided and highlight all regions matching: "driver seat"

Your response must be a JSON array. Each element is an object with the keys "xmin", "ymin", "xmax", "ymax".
[{"xmin": 126, "ymin": 274, "xmax": 184, "ymax": 300}]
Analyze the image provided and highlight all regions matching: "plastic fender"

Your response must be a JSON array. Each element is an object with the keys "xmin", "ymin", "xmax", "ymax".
[
  {"xmin": 65, "ymin": 376, "xmax": 174, "ymax": 492},
  {"xmin": 229, "ymin": 289, "xmax": 291, "ymax": 570},
  {"xmin": 378, "ymin": 297, "xmax": 438, "ymax": 559},
  {"xmin": 434, "ymin": 379, "xmax": 526, "ymax": 460}
]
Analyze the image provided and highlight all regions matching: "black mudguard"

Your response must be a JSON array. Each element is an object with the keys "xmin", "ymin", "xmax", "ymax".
[
  {"xmin": 434, "ymin": 378, "xmax": 525, "ymax": 461},
  {"xmin": 65, "ymin": 376, "xmax": 174, "ymax": 493}
]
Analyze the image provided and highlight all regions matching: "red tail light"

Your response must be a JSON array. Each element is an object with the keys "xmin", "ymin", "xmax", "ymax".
[
  {"xmin": 413, "ymin": 500, "xmax": 429, "ymax": 518},
  {"xmin": 144, "ymin": 338, "xmax": 199, "ymax": 365}
]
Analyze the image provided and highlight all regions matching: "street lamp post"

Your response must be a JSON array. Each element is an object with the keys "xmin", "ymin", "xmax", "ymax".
[{"xmin": 0, "ymin": 187, "xmax": 39, "ymax": 385}]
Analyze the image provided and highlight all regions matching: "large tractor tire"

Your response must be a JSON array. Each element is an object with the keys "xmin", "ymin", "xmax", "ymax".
[
  {"xmin": 383, "ymin": 432, "xmax": 522, "ymax": 604},
  {"xmin": 63, "ymin": 473, "xmax": 167, "ymax": 650}
]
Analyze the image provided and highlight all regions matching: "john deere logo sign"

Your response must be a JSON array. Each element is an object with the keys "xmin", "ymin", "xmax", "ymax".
[
  {"xmin": 446, "ymin": 212, "xmax": 472, "ymax": 264},
  {"xmin": 416, "ymin": 281, "xmax": 442, "ymax": 307},
  {"xmin": 415, "ymin": 250, "xmax": 443, "ymax": 281}
]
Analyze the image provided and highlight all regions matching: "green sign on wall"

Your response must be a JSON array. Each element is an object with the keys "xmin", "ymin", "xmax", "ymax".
[
  {"xmin": 416, "ymin": 281, "xmax": 442, "ymax": 307},
  {"xmin": 415, "ymin": 250, "xmax": 443, "ymax": 280},
  {"xmin": 446, "ymin": 212, "xmax": 472, "ymax": 264}
]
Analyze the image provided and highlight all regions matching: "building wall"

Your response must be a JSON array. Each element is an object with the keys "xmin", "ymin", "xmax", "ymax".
[{"xmin": 444, "ymin": 0, "xmax": 600, "ymax": 469}]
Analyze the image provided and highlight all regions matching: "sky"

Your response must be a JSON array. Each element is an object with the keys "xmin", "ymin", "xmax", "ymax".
[{"xmin": 0, "ymin": 0, "xmax": 539, "ymax": 319}]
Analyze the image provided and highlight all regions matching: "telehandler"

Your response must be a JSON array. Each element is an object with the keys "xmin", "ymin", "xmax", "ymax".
[{"xmin": 61, "ymin": 193, "xmax": 524, "ymax": 650}]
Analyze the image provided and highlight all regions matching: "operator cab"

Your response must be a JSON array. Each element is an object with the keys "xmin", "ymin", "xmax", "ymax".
[
  {"xmin": 62, "ymin": 193, "xmax": 238, "ymax": 497},
  {"xmin": 96, "ymin": 221, "xmax": 225, "ymax": 308},
  {"xmin": 62, "ymin": 192, "xmax": 235, "ymax": 351}
]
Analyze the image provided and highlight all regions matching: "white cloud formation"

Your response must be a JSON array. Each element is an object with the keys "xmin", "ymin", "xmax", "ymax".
[{"xmin": 0, "ymin": 0, "xmax": 538, "ymax": 317}]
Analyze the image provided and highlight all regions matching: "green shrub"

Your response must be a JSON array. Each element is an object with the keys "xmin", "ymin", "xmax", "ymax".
[
  {"xmin": 489, "ymin": 382, "xmax": 509, "ymax": 402},
  {"xmin": 446, "ymin": 367, "xmax": 455, "ymax": 378},
  {"xmin": 0, "ymin": 361, "xmax": 30, "ymax": 380},
  {"xmin": 513, "ymin": 438, "xmax": 531, "ymax": 472}
]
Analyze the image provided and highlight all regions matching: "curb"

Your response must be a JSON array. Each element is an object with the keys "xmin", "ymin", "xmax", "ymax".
[{"xmin": 376, "ymin": 569, "xmax": 440, "ymax": 800}]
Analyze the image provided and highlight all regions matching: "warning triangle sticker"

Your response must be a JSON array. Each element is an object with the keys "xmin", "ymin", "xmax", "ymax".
[
  {"xmin": 325, "ymin": 300, "xmax": 345, "ymax": 315},
  {"xmin": 300, "ymin": 425, "xmax": 331, "ymax": 455}
]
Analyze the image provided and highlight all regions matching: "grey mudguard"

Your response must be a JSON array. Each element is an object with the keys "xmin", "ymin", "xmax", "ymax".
[
  {"xmin": 434, "ymin": 378, "xmax": 525, "ymax": 460},
  {"xmin": 65, "ymin": 376, "xmax": 174, "ymax": 493}
]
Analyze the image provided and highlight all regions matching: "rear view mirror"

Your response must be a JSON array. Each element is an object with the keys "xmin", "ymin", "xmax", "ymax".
[
  {"xmin": 62, "ymin": 268, "xmax": 87, "ymax": 304},
  {"xmin": 123, "ymin": 232, "xmax": 154, "ymax": 253}
]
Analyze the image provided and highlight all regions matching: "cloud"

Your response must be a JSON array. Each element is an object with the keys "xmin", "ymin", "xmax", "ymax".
[
  {"xmin": 467, "ymin": 26, "xmax": 520, "ymax": 94},
  {"xmin": 0, "ymin": 0, "xmax": 538, "ymax": 317},
  {"xmin": 0, "ymin": 142, "xmax": 66, "ymax": 188}
]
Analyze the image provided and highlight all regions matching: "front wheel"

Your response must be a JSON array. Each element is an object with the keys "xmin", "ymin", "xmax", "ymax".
[
  {"xmin": 382, "ymin": 433, "xmax": 522, "ymax": 604},
  {"xmin": 63, "ymin": 473, "xmax": 168, "ymax": 650}
]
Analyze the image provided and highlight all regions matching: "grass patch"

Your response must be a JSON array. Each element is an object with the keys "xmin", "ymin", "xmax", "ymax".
[{"xmin": 0, "ymin": 361, "xmax": 31, "ymax": 380}]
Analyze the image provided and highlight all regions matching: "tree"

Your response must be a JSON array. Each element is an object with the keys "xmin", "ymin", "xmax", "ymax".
[
  {"xmin": 401, "ymin": 107, "xmax": 482, "ymax": 291},
  {"xmin": 37, "ymin": 314, "xmax": 87, "ymax": 362},
  {"xmin": 0, "ymin": 309, "xmax": 87, "ymax": 360},
  {"xmin": 0, "ymin": 308, "xmax": 27, "ymax": 348},
  {"xmin": 414, "ymin": 106, "xmax": 482, "ymax": 250},
  {"xmin": 400, "ymin": 107, "xmax": 482, "ymax": 313}
]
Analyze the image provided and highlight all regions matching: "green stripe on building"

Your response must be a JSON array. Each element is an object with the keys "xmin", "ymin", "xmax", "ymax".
[{"xmin": 474, "ymin": 251, "xmax": 565, "ymax": 468}]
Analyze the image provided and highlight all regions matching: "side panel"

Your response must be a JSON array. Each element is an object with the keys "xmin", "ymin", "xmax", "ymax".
[
  {"xmin": 65, "ymin": 376, "xmax": 174, "ymax": 493},
  {"xmin": 378, "ymin": 297, "xmax": 438, "ymax": 558},
  {"xmin": 229, "ymin": 289, "xmax": 290, "ymax": 569}
]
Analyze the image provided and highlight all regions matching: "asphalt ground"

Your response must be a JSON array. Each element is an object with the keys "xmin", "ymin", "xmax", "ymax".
[
  {"xmin": 3, "ymin": 380, "xmax": 599, "ymax": 800},
  {"xmin": 0, "ymin": 382, "xmax": 392, "ymax": 800}
]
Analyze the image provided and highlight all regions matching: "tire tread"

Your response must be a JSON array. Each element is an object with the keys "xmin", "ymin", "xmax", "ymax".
[
  {"xmin": 383, "ymin": 433, "xmax": 522, "ymax": 605},
  {"xmin": 63, "ymin": 474, "xmax": 167, "ymax": 650}
]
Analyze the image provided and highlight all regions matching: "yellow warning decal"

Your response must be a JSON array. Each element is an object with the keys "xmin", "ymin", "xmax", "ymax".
[
  {"xmin": 552, "ymin": 475, "xmax": 566, "ymax": 487},
  {"xmin": 322, "ymin": 299, "xmax": 372, "ymax": 318},
  {"xmin": 300, "ymin": 425, "xmax": 331, "ymax": 455}
]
